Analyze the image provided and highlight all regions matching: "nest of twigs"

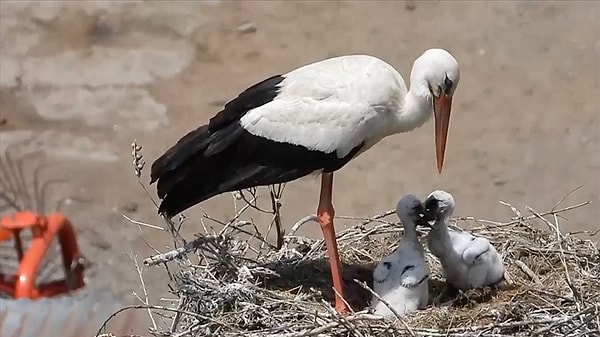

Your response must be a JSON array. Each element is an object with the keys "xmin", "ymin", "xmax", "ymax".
[
  {"xmin": 99, "ymin": 199, "xmax": 598, "ymax": 336},
  {"xmin": 97, "ymin": 143, "xmax": 599, "ymax": 337}
]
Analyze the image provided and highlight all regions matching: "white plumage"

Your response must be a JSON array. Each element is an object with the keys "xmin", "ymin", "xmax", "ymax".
[
  {"xmin": 240, "ymin": 50, "xmax": 459, "ymax": 159},
  {"xmin": 371, "ymin": 194, "xmax": 430, "ymax": 317},
  {"xmin": 423, "ymin": 190, "xmax": 505, "ymax": 291}
]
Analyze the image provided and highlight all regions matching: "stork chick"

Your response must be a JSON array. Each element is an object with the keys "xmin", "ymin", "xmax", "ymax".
[
  {"xmin": 371, "ymin": 194, "xmax": 430, "ymax": 317},
  {"xmin": 423, "ymin": 190, "xmax": 505, "ymax": 291}
]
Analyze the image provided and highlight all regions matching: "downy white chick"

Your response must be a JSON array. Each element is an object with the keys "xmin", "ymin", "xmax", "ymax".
[
  {"xmin": 371, "ymin": 194, "xmax": 430, "ymax": 317},
  {"xmin": 423, "ymin": 190, "xmax": 505, "ymax": 291}
]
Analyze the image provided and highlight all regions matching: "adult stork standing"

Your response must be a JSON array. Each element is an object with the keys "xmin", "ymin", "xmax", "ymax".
[{"xmin": 150, "ymin": 48, "xmax": 460, "ymax": 314}]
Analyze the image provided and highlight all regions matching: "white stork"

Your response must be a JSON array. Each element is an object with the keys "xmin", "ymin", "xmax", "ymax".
[{"xmin": 150, "ymin": 48, "xmax": 460, "ymax": 314}]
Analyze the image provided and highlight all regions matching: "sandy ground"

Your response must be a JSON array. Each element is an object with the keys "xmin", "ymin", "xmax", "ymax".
[{"xmin": 0, "ymin": 0, "xmax": 598, "ymax": 332}]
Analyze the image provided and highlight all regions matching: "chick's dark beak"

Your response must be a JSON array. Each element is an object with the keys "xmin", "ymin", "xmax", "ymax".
[
  {"xmin": 413, "ymin": 203, "xmax": 431, "ymax": 227},
  {"xmin": 421, "ymin": 211, "xmax": 436, "ymax": 223},
  {"xmin": 421, "ymin": 197, "xmax": 439, "ymax": 222},
  {"xmin": 416, "ymin": 217, "xmax": 432, "ymax": 228}
]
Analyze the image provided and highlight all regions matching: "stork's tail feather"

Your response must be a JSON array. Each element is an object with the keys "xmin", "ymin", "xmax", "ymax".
[
  {"xmin": 150, "ymin": 125, "xmax": 210, "ymax": 187},
  {"xmin": 148, "ymin": 124, "xmax": 274, "ymax": 218},
  {"xmin": 156, "ymin": 177, "xmax": 219, "ymax": 219},
  {"xmin": 149, "ymin": 125, "xmax": 214, "ymax": 218}
]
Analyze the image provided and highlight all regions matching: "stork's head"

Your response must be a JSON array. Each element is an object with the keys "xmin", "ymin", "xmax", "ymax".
[
  {"xmin": 423, "ymin": 189, "xmax": 456, "ymax": 223},
  {"xmin": 395, "ymin": 194, "xmax": 427, "ymax": 229},
  {"xmin": 411, "ymin": 48, "xmax": 460, "ymax": 173}
]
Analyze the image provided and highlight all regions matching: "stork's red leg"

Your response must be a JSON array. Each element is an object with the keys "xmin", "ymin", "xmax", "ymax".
[{"xmin": 317, "ymin": 172, "xmax": 349, "ymax": 314}]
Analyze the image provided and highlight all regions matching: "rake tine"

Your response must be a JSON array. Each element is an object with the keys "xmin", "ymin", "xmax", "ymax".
[
  {"xmin": 40, "ymin": 177, "xmax": 69, "ymax": 214},
  {"xmin": 0, "ymin": 190, "xmax": 20, "ymax": 212},
  {"xmin": 1, "ymin": 147, "xmax": 23, "ymax": 211},
  {"xmin": 14, "ymin": 150, "xmax": 41, "ymax": 211},
  {"xmin": 3, "ymin": 140, "xmax": 34, "ymax": 210},
  {"xmin": 32, "ymin": 161, "xmax": 46, "ymax": 213},
  {"xmin": 31, "ymin": 159, "xmax": 57, "ymax": 213}
]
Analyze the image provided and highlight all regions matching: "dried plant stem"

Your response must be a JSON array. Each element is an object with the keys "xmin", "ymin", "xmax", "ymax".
[
  {"xmin": 130, "ymin": 254, "xmax": 158, "ymax": 331},
  {"xmin": 143, "ymin": 235, "xmax": 218, "ymax": 267},
  {"xmin": 269, "ymin": 186, "xmax": 284, "ymax": 249},
  {"xmin": 514, "ymin": 260, "xmax": 541, "ymax": 284},
  {"xmin": 123, "ymin": 214, "xmax": 164, "ymax": 231}
]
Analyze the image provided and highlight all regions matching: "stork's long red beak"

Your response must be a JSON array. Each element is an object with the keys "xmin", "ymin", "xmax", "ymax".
[{"xmin": 433, "ymin": 94, "xmax": 452, "ymax": 173}]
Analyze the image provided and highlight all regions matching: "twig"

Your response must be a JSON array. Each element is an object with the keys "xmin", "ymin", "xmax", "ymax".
[
  {"xmin": 551, "ymin": 185, "xmax": 583, "ymax": 212},
  {"xmin": 269, "ymin": 185, "xmax": 285, "ymax": 249},
  {"xmin": 238, "ymin": 187, "xmax": 273, "ymax": 214},
  {"xmin": 172, "ymin": 322, "xmax": 203, "ymax": 337},
  {"xmin": 337, "ymin": 209, "xmax": 397, "ymax": 227},
  {"xmin": 122, "ymin": 214, "xmax": 164, "ymax": 231},
  {"xmin": 483, "ymin": 201, "xmax": 590, "ymax": 229},
  {"xmin": 269, "ymin": 313, "xmax": 385, "ymax": 337},
  {"xmin": 169, "ymin": 295, "xmax": 185, "ymax": 333},
  {"xmin": 219, "ymin": 199, "xmax": 255, "ymax": 234},
  {"xmin": 531, "ymin": 305, "xmax": 598, "ymax": 336},
  {"xmin": 568, "ymin": 228, "xmax": 600, "ymax": 237},
  {"xmin": 354, "ymin": 279, "xmax": 416, "ymax": 337},
  {"xmin": 527, "ymin": 205, "xmax": 583, "ymax": 306},
  {"xmin": 514, "ymin": 260, "xmax": 542, "ymax": 284},
  {"xmin": 143, "ymin": 235, "xmax": 221, "ymax": 267},
  {"xmin": 95, "ymin": 304, "xmax": 226, "ymax": 337},
  {"xmin": 130, "ymin": 254, "xmax": 158, "ymax": 331},
  {"xmin": 206, "ymin": 207, "xmax": 275, "ymax": 249},
  {"xmin": 161, "ymin": 214, "xmax": 187, "ymax": 248},
  {"xmin": 288, "ymin": 215, "xmax": 318, "ymax": 237},
  {"xmin": 320, "ymin": 299, "xmax": 363, "ymax": 337}
]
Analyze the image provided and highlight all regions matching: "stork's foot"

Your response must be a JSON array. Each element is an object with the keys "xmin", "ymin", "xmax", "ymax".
[
  {"xmin": 334, "ymin": 300, "xmax": 351, "ymax": 315},
  {"xmin": 331, "ymin": 288, "xmax": 363, "ymax": 314}
]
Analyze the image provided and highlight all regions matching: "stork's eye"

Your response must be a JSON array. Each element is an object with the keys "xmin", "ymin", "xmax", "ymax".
[{"xmin": 443, "ymin": 75, "xmax": 453, "ymax": 94}]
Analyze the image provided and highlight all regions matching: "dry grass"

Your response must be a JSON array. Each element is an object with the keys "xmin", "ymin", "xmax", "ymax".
[{"xmin": 96, "ymin": 143, "xmax": 599, "ymax": 337}]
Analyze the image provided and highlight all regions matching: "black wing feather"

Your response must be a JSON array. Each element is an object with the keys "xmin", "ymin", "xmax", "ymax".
[
  {"xmin": 150, "ymin": 74, "xmax": 363, "ymax": 218},
  {"xmin": 207, "ymin": 74, "xmax": 285, "ymax": 132},
  {"xmin": 150, "ymin": 75, "xmax": 285, "ymax": 186}
]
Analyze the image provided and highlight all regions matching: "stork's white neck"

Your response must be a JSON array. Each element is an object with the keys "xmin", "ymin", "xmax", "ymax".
[{"xmin": 397, "ymin": 86, "xmax": 434, "ymax": 133}]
